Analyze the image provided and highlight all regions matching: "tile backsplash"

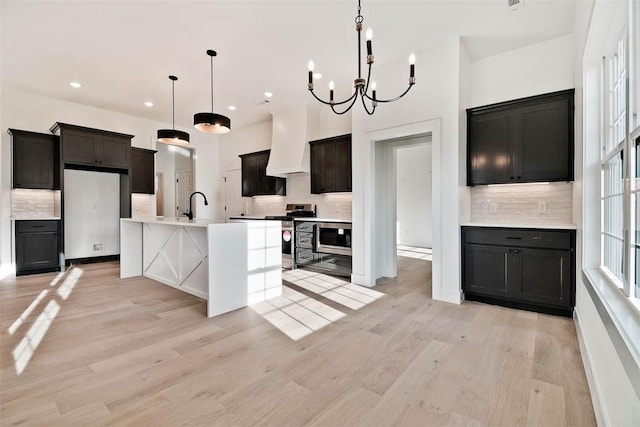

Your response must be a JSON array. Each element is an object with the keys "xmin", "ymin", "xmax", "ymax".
[
  {"xmin": 11, "ymin": 189, "xmax": 61, "ymax": 218},
  {"xmin": 248, "ymin": 174, "xmax": 352, "ymax": 220},
  {"xmin": 470, "ymin": 182, "xmax": 573, "ymax": 225},
  {"xmin": 132, "ymin": 194, "xmax": 155, "ymax": 218}
]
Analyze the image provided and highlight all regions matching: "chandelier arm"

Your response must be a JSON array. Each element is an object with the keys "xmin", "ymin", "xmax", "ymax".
[
  {"xmin": 359, "ymin": 92, "xmax": 376, "ymax": 115},
  {"xmin": 331, "ymin": 93, "xmax": 360, "ymax": 115},
  {"xmin": 362, "ymin": 62, "xmax": 373, "ymax": 95},
  {"xmin": 310, "ymin": 88, "xmax": 358, "ymax": 106},
  {"xmin": 364, "ymin": 84, "xmax": 414, "ymax": 103}
]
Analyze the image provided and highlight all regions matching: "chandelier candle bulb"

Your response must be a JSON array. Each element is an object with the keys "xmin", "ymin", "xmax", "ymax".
[
  {"xmin": 308, "ymin": 60, "xmax": 314, "ymax": 85},
  {"xmin": 409, "ymin": 53, "xmax": 416, "ymax": 79},
  {"xmin": 329, "ymin": 80, "xmax": 335, "ymax": 102},
  {"xmin": 366, "ymin": 28, "xmax": 373, "ymax": 56},
  {"xmin": 371, "ymin": 81, "xmax": 377, "ymax": 101}
]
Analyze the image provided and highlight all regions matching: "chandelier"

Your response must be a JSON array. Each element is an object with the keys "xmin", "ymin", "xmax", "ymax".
[{"xmin": 307, "ymin": 0, "xmax": 415, "ymax": 115}]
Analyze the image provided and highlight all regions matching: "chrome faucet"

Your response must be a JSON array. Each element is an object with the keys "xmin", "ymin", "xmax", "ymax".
[{"xmin": 188, "ymin": 191, "xmax": 208, "ymax": 220}]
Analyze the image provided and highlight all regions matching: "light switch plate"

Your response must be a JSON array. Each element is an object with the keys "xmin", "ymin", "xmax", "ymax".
[{"xmin": 489, "ymin": 202, "xmax": 497, "ymax": 213}]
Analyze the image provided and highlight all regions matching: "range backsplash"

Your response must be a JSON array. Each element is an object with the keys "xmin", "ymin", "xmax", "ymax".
[
  {"xmin": 470, "ymin": 182, "xmax": 573, "ymax": 225},
  {"xmin": 248, "ymin": 174, "xmax": 352, "ymax": 220}
]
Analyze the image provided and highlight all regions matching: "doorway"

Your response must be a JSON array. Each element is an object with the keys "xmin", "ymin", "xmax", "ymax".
[
  {"xmin": 374, "ymin": 133, "xmax": 432, "ymax": 279},
  {"xmin": 155, "ymin": 143, "xmax": 195, "ymax": 218}
]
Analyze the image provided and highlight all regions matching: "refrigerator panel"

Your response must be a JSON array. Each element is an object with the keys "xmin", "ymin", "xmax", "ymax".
[{"xmin": 64, "ymin": 169, "xmax": 121, "ymax": 259}]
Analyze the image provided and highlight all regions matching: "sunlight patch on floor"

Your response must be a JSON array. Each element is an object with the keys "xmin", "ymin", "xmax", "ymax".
[
  {"xmin": 282, "ymin": 269, "xmax": 384, "ymax": 310},
  {"xmin": 397, "ymin": 245, "xmax": 432, "ymax": 261},
  {"xmin": 250, "ymin": 286, "xmax": 346, "ymax": 340},
  {"xmin": 10, "ymin": 266, "xmax": 82, "ymax": 375}
]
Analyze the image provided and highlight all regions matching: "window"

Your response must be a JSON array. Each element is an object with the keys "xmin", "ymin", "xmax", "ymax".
[{"xmin": 601, "ymin": 22, "xmax": 640, "ymax": 302}]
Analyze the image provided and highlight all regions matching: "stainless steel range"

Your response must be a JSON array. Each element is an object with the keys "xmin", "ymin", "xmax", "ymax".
[{"xmin": 266, "ymin": 204, "xmax": 316, "ymax": 269}]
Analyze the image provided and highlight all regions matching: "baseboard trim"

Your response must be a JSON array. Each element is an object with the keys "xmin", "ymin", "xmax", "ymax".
[{"xmin": 574, "ymin": 308, "xmax": 607, "ymax": 427}]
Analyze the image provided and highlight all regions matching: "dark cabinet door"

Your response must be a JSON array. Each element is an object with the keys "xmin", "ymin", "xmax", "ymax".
[
  {"xmin": 10, "ymin": 129, "xmax": 59, "ymax": 189},
  {"xmin": 100, "ymin": 136, "xmax": 130, "ymax": 168},
  {"xmin": 516, "ymin": 99, "xmax": 572, "ymax": 182},
  {"xmin": 512, "ymin": 247, "xmax": 572, "ymax": 309},
  {"xmin": 62, "ymin": 129, "xmax": 100, "ymax": 165},
  {"xmin": 467, "ymin": 110, "xmax": 512, "ymax": 185},
  {"xmin": 334, "ymin": 136, "xmax": 352, "ymax": 192},
  {"xmin": 463, "ymin": 243, "xmax": 511, "ymax": 298},
  {"xmin": 311, "ymin": 141, "xmax": 336, "ymax": 193},
  {"xmin": 467, "ymin": 89, "xmax": 574, "ymax": 186},
  {"xmin": 240, "ymin": 150, "xmax": 286, "ymax": 197},
  {"xmin": 15, "ymin": 221, "xmax": 60, "ymax": 275},
  {"xmin": 131, "ymin": 147, "xmax": 156, "ymax": 194},
  {"xmin": 310, "ymin": 134, "xmax": 352, "ymax": 194}
]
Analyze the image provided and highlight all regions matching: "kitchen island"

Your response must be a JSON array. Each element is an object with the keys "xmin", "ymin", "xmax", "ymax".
[{"xmin": 120, "ymin": 217, "xmax": 282, "ymax": 317}]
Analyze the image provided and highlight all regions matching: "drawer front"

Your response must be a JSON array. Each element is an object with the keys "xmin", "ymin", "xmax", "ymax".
[
  {"xmin": 296, "ymin": 231, "xmax": 314, "ymax": 249},
  {"xmin": 318, "ymin": 254, "xmax": 352, "ymax": 271},
  {"xmin": 296, "ymin": 222, "xmax": 315, "ymax": 233},
  {"xmin": 296, "ymin": 248, "xmax": 319, "ymax": 265},
  {"xmin": 16, "ymin": 220, "xmax": 60, "ymax": 233},
  {"xmin": 462, "ymin": 227, "xmax": 572, "ymax": 250}
]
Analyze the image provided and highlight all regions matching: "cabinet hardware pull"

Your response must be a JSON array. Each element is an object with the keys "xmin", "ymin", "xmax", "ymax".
[{"xmin": 505, "ymin": 237, "xmax": 522, "ymax": 240}]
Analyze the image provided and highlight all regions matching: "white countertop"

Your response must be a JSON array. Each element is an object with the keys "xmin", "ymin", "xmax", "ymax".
[
  {"xmin": 294, "ymin": 217, "xmax": 352, "ymax": 223},
  {"xmin": 461, "ymin": 222, "xmax": 577, "ymax": 230},
  {"xmin": 122, "ymin": 217, "xmax": 226, "ymax": 228},
  {"xmin": 11, "ymin": 217, "xmax": 61, "ymax": 221},
  {"xmin": 229, "ymin": 216, "xmax": 278, "ymax": 221}
]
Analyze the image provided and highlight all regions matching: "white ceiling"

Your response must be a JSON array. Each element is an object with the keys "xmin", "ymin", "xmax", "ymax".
[{"xmin": 1, "ymin": 0, "xmax": 577, "ymax": 130}]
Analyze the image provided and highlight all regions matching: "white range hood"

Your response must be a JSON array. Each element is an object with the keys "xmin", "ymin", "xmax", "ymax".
[{"xmin": 266, "ymin": 105, "xmax": 320, "ymax": 177}]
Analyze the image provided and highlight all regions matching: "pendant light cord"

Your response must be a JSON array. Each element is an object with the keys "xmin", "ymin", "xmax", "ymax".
[
  {"xmin": 210, "ymin": 54, "xmax": 214, "ymax": 114},
  {"xmin": 172, "ymin": 78, "xmax": 176, "ymax": 130}
]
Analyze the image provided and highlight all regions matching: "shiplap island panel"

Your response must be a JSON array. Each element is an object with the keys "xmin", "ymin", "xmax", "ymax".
[{"xmin": 120, "ymin": 217, "xmax": 282, "ymax": 317}]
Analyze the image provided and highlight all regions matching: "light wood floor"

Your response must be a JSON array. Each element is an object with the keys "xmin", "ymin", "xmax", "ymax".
[{"xmin": 0, "ymin": 257, "xmax": 595, "ymax": 426}]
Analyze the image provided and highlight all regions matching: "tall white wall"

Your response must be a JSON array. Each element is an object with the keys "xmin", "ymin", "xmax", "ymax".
[
  {"xmin": 471, "ymin": 34, "xmax": 574, "ymax": 107},
  {"xmin": 396, "ymin": 143, "xmax": 432, "ymax": 248},
  {"xmin": 351, "ymin": 36, "xmax": 463, "ymax": 303},
  {"xmin": 0, "ymin": 88, "xmax": 220, "ymax": 270}
]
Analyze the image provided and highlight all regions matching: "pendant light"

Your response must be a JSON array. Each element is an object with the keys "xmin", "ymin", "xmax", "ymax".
[
  {"xmin": 157, "ymin": 75, "xmax": 190, "ymax": 145},
  {"xmin": 194, "ymin": 49, "xmax": 231, "ymax": 134}
]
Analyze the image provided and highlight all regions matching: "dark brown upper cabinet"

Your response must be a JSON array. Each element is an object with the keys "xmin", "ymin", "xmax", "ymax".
[
  {"xmin": 467, "ymin": 89, "xmax": 574, "ymax": 186},
  {"xmin": 309, "ymin": 134, "xmax": 352, "ymax": 194},
  {"xmin": 239, "ymin": 150, "xmax": 286, "ymax": 197},
  {"xmin": 9, "ymin": 129, "xmax": 60, "ymax": 190},
  {"xmin": 51, "ymin": 122, "xmax": 133, "ymax": 170},
  {"xmin": 131, "ymin": 147, "xmax": 156, "ymax": 194}
]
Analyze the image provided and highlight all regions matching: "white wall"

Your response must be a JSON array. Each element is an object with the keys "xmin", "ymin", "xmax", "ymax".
[
  {"xmin": 396, "ymin": 143, "xmax": 432, "ymax": 248},
  {"xmin": 575, "ymin": 0, "xmax": 640, "ymax": 423},
  {"xmin": 471, "ymin": 34, "xmax": 575, "ymax": 108},
  {"xmin": 0, "ymin": 88, "xmax": 220, "ymax": 269}
]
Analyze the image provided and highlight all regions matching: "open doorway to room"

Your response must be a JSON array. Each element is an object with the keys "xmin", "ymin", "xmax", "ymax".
[
  {"xmin": 396, "ymin": 141, "xmax": 432, "ymax": 262},
  {"xmin": 374, "ymin": 133, "xmax": 432, "ymax": 279}
]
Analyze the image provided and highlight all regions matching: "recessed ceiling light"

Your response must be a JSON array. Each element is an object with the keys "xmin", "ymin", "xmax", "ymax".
[
  {"xmin": 69, "ymin": 81, "xmax": 82, "ymax": 89},
  {"xmin": 313, "ymin": 72, "xmax": 322, "ymax": 79},
  {"xmin": 228, "ymin": 105, "xmax": 236, "ymax": 111},
  {"xmin": 264, "ymin": 91, "xmax": 273, "ymax": 98},
  {"xmin": 144, "ymin": 101, "xmax": 154, "ymax": 107}
]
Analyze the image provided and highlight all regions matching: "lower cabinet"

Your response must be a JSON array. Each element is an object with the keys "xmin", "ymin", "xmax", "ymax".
[
  {"xmin": 462, "ymin": 226, "xmax": 575, "ymax": 316},
  {"xmin": 15, "ymin": 220, "xmax": 61, "ymax": 276},
  {"xmin": 294, "ymin": 221, "xmax": 351, "ymax": 277}
]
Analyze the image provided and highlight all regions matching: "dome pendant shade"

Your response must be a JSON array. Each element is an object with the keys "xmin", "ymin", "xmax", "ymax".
[
  {"xmin": 157, "ymin": 129, "xmax": 190, "ymax": 145},
  {"xmin": 157, "ymin": 75, "xmax": 190, "ymax": 145},
  {"xmin": 194, "ymin": 49, "xmax": 231, "ymax": 134},
  {"xmin": 194, "ymin": 112, "xmax": 231, "ymax": 134}
]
